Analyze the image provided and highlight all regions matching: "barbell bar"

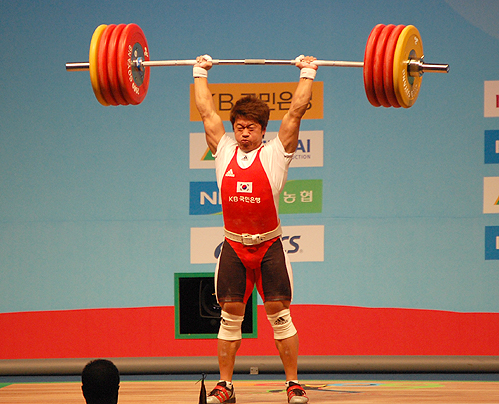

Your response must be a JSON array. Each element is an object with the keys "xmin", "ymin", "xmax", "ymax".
[
  {"xmin": 66, "ymin": 23, "xmax": 449, "ymax": 108},
  {"xmin": 66, "ymin": 59, "xmax": 366, "ymax": 69},
  {"xmin": 138, "ymin": 58, "xmax": 449, "ymax": 75},
  {"xmin": 66, "ymin": 58, "xmax": 447, "ymax": 72}
]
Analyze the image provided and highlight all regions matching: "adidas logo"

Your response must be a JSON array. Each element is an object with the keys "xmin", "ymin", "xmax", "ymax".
[
  {"xmin": 274, "ymin": 317, "xmax": 288, "ymax": 326},
  {"xmin": 225, "ymin": 169, "xmax": 235, "ymax": 177}
]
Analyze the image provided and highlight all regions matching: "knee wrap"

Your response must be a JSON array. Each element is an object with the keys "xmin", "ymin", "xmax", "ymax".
[
  {"xmin": 267, "ymin": 309, "xmax": 297, "ymax": 340},
  {"xmin": 218, "ymin": 310, "xmax": 244, "ymax": 341}
]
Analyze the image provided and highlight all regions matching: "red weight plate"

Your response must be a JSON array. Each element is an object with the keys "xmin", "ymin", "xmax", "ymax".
[
  {"xmin": 107, "ymin": 24, "xmax": 128, "ymax": 106},
  {"xmin": 373, "ymin": 24, "xmax": 395, "ymax": 107},
  {"xmin": 117, "ymin": 23, "xmax": 150, "ymax": 105},
  {"xmin": 97, "ymin": 24, "xmax": 119, "ymax": 106},
  {"xmin": 363, "ymin": 24, "xmax": 385, "ymax": 107},
  {"xmin": 383, "ymin": 25, "xmax": 405, "ymax": 108}
]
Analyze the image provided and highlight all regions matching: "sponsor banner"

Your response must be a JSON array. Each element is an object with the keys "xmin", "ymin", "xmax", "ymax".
[
  {"xmin": 484, "ymin": 81, "xmax": 499, "ymax": 117},
  {"xmin": 189, "ymin": 182, "xmax": 221, "ymax": 215},
  {"xmin": 483, "ymin": 177, "xmax": 499, "ymax": 213},
  {"xmin": 189, "ymin": 82, "xmax": 324, "ymax": 121},
  {"xmin": 189, "ymin": 131, "xmax": 323, "ymax": 169},
  {"xmin": 485, "ymin": 226, "xmax": 499, "ymax": 260},
  {"xmin": 290, "ymin": 131, "xmax": 323, "ymax": 167},
  {"xmin": 484, "ymin": 130, "xmax": 499, "ymax": 164},
  {"xmin": 190, "ymin": 227, "xmax": 224, "ymax": 263},
  {"xmin": 280, "ymin": 179, "xmax": 322, "ymax": 214},
  {"xmin": 190, "ymin": 132, "xmax": 215, "ymax": 169},
  {"xmin": 190, "ymin": 179, "xmax": 322, "ymax": 215},
  {"xmin": 190, "ymin": 225, "xmax": 324, "ymax": 263}
]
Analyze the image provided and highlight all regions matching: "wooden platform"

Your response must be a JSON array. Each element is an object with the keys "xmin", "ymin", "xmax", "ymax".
[{"xmin": 1, "ymin": 379, "xmax": 499, "ymax": 403}]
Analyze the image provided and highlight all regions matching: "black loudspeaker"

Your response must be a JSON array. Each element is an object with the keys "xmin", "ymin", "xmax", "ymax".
[{"xmin": 174, "ymin": 273, "xmax": 257, "ymax": 339}]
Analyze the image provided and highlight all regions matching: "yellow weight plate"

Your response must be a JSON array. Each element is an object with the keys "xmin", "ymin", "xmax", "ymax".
[
  {"xmin": 393, "ymin": 25, "xmax": 423, "ymax": 108},
  {"xmin": 89, "ymin": 24, "xmax": 110, "ymax": 106}
]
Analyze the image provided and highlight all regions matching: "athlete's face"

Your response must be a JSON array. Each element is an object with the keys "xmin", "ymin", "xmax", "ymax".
[{"xmin": 233, "ymin": 118, "xmax": 266, "ymax": 152}]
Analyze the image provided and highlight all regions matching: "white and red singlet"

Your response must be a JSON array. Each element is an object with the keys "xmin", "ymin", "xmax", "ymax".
[{"xmin": 213, "ymin": 134, "xmax": 295, "ymax": 304}]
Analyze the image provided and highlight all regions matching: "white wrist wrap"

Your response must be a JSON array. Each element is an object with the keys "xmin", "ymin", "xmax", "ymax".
[
  {"xmin": 193, "ymin": 54, "xmax": 212, "ymax": 78},
  {"xmin": 193, "ymin": 66, "xmax": 208, "ymax": 78},
  {"xmin": 300, "ymin": 67, "xmax": 316, "ymax": 80}
]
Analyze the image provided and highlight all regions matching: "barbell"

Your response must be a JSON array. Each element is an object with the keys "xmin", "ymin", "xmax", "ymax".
[{"xmin": 66, "ymin": 23, "xmax": 449, "ymax": 108}]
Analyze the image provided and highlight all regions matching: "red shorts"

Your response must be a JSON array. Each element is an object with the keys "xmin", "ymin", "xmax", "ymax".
[{"xmin": 215, "ymin": 237, "xmax": 293, "ymax": 304}]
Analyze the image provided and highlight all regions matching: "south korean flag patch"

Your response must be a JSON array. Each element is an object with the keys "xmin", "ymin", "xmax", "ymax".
[{"xmin": 237, "ymin": 182, "xmax": 253, "ymax": 193}]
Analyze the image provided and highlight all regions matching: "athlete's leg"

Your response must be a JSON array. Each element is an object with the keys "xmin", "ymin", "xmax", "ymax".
[
  {"xmin": 218, "ymin": 301, "xmax": 246, "ymax": 381},
  {"xmin": 264, "ymin": 300, "xmax": 299, "ymax": 381},
  {"xmin": 215, "ymin": 240, "xmax": 249, "ymax": 381}
]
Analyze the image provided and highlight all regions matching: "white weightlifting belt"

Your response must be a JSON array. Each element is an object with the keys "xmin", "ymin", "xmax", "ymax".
[{"xmin": 224, "ymin": 222, "xmax": 282, "ymax": 246}]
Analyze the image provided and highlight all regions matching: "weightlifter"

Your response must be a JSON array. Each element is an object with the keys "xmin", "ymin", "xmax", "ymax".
[{"xmin": 193, "ymin": 54, "xmax": 317, "ymax": 404}]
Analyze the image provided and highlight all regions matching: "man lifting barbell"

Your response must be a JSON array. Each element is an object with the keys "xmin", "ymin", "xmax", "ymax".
[
  {"xmin": 64, "ymin": 21, "xmax": 450, "ymax": 404},
  {"xmin": 193, "ymin": 54, "xmax": 316, "ymax": 404}
]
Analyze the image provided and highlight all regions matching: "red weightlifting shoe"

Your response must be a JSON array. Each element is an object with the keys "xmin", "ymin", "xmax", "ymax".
[
  {"xmin": 287, "ymin": 381, "xmax": 309, "ymax": 403},
  {"xmin": 207, "ymin": 381, "xmax": 236, "ymax": 403}
]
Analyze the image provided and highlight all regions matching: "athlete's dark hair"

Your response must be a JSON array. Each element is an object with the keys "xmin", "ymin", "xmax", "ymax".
[{"xmin": 230, "ymin": 95, "xmax": 270, "ymax": 130}]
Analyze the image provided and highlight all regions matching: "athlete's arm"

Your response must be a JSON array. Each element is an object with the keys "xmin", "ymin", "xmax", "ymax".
[
  {"xmin": 193, "ymin": 55, "xmax": 225, "ymax": 155},
  {"xmin": 278, "ymin": 56, "xmax": 318, "ymax": 154}
]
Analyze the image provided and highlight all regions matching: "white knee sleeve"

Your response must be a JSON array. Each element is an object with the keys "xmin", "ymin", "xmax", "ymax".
[
  {"xmin": 267, "ymin": 309, "xmax": 297, "ymax": 340},
  {"xmin": 218, "ymin": 310, "xmax": 244, "ymax": 341}
]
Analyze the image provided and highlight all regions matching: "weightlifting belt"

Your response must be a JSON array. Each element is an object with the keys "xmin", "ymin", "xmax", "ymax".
[{"xmin": 224, "ymin": 222, "xmax": 282, "ymax": 246}]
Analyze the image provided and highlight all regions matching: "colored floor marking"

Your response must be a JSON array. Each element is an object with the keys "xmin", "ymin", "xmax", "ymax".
[{"xmin": 251, "ymin": 380, "xmax": 447, "ymax": 395}]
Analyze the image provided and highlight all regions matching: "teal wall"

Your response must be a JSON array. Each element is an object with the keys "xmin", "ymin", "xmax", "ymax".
[{"xmin": 1, "ymin": 0, "xmax": 498, "ymax": 314}]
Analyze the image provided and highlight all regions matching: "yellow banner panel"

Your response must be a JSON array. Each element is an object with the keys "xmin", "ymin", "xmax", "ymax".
[{"xmin": 190, "ymin": 82, "xmax": 323, "ymax": 122}]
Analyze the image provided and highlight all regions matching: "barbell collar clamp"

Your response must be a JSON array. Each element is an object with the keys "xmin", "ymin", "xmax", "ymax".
[
  {"xmin": 408, "ymin": 58, "xmax": 450, "ymax": 77},
  {"xmin": 66, "ymin": 62, "xmax": 91, "ymax": 71}
]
